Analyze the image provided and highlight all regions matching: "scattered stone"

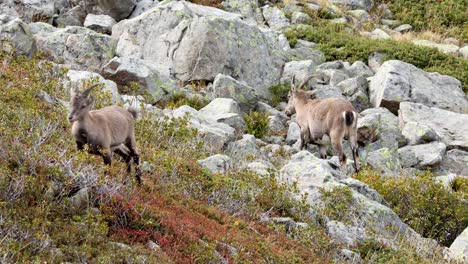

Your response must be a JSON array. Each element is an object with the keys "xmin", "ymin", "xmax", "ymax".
[
  {"xmin": 212, "ymin": 74, "xmax": 259, "ymax": 112},
  {"xmin": 84, "ymin": 14, "xmax": 116, "ymax": 35},
  {"xmin": 197, "ymin": 154, "xmax": 232, "ymax": 174},
  {"xmin": 261, "ymin": 5, "xmax": 290, "ymax": 32},
  {"xmin": 365, "ymin": 147, "xmax": 402, "ymax": 176},
  {"xmin": 370, "ymin": 28, "xmax": 391, "ymax": 40},
  {"xmin": 393, "ymin": 24, "xmax": 412, "ymax": 33},
  {"xmin": 348, "ymin": 9, "xmax": 370, "ymax": 22},
  {"xmin": 401, "ymin": 122, "xmax": 441, "ymax": 145},
  {"xmin": 200, "ymin": 98, "xmax": 245, "ymax": 130},
  {"xmin": 65, "ymin": 70, "xmax": 121, "ymax": 103},
  {"xmin": 0, "ymin": 16, "xmax": 36, "ymax": 57},
  {"xmin": 53, "ymin": 5, "xmax": 86, "ymax": 27},
  {"xmin": 447, "ymin": 227, "xmax": 468, "ymax": 263},
  {"xmin": 291, "ymin": 12, "xmax": 313, "ymax": 25},
  {"xmin": 412, "ymin": 39, "xmax": 460, "ymax": 55}
]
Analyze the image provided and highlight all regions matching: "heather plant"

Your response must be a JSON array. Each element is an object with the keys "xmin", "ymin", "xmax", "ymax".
[
  {"xmin": 355, "ymin": 168, "xmax": 467, "ymax": 246},
  {"xmin": 244, "ymin": 111, "xmax": 270, "ymax": 138}
]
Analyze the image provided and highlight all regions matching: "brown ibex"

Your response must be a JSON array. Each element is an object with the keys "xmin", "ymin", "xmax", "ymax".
[
  {"xmin": 285, "ymin": 76, "xmax": 360, "ymax": 172},
  {"xmin": 68, "ymin": 84, "xmax": 142, "ymax": 184}
]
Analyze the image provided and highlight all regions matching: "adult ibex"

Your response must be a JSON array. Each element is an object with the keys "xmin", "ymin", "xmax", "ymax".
[
  {"xmin": 285, "ymin": 76, "xmax": 360, "ymax": 172},
  {"xmin": 68, "ymin": 84, "xmax": 142, "ymax": 184}
]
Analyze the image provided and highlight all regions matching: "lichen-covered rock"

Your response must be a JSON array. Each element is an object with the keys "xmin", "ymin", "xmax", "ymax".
[
  {"xmin": 336, "ymin": 76, "xmax": 370, "ymax": 112},
  {"xmin": 29, "ymin": 21, "xmax": 57, "ymax": 34},
  {"xmin": 358, "ymin": 108, "xmax": 405, "ymax": 151},
  {"xmin": 220, "ymin": 0, "xmax": 262, "ymax": 25},
  {"xmin": 370, "ymin": 60, "xmax": 468, "ymax": 114},
  {"xmin": 348, "ymin": 9, "xmax": 370, "ymax": 22},
  {"xmin": 84, "ymin": 14, "xmax": 116, "ymax": 35},
  {"xmin": 212, "ymin": 74, "xmax": 259, "ymax": 112},
  {"xmin": 16, "ymin": 0, "xmax": 56, "ymax": 24},
  {"xmin": 365, "ymin": 148, "xmax": 402, "ymax": 176},
  {"xmin": 286, "ymin": 122, "xmax": 301, "ymax": 145},
  {"xmin": 261, "ymin": 5, "xmax": 290, "ymax": 32},
  {"xmin": 393, "ymin": 24, "xmax": 412, "ymax": 33},
  {"xmin": 346, "ymin": 60, "xmax": 374, "ymax": 78},
  {"xmin": 368, "ymin": 51, "xmax": 384, "ymax": 72},
  {"xmin": 199, "ymin": 98, "xmax": 245, "ymax": 130},
  {"xmin": 101, "ymin": 56, "xmax": 178, "ymax": 104},
  {"xmin": 326, "ymin": 221, "xmax": 368, "ymax": 247},
  {"xmin": 398, "ymin": 142, "xmax": 446, "ymax": 169},
  {"xmin": 65, "ymin": 70, "xmax": 121, "ymax": 103},
  {"xmin": 246, "ymin": 161, "xmax": 275, "ymax": 177},
  {"xmin": 285, "ymin": 46, "xmax": 325, "ymax": 63},
  {"xmin": 53, "ymin": 5, "xmax": 86, "ymax": 27},
  {"xmin": 226, "ymin": 134, "xmax": 263, "ymax": 165},
  {"xmin": 281, "ymin": 60, "xmax": 318, "ymax": 85},
  {"xmin": 113, "ymin": 1, "xmax": 284, "ymax": 100},
  {"xmin": 401, "ymin": 121, "xmax": 441, "ymax": 145},
  {"xmin": 33, "ymin": 26, "xmax": 113, "ymax": 70},
  {"xmin": 197, "ymin": 154, "xmax": 232, "ymax": 174},
  {"xmin": 370, "ymin": 28, "xmax": 391, "ymax": 40},
  {"xmin": 435, "ymin": 150, "xmax": 468, "ymax": 177},
  {"xmin": 399, "ymin": 102, "xmax": 468, "ymax": 149},
  {"xmin": 169, "ymin": 105, "xmax": 236, "ymax": 151},
  {"xmin": 291, "ymin": 12, "xmax": 313, "ymax": 25},
  {"xmin": 0, "ymin": 16, "xmax": 36, "ymax": 57}
]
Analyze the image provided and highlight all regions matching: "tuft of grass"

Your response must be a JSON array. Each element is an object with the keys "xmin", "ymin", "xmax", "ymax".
[
  {"xmin": 318, "ymin": 186, "xmax": 355, "ymax": 223},
  {"xmin": 284, "ymin": 22, "xmax": 468, "ymax": 93},
  {"xmin": 244, "ymin": 111, "xmax": 270, "ymax": 139},
  {"xmin": 354, "ymin": 168, "xmax": 467, "ymax": 246},
  {"xmin": 157, "ymin": 92, "xmax": 208, "ymax": 110},
  {"xmin": 269, "ymin": 82, "xmax": 291, "ymax": 107}
]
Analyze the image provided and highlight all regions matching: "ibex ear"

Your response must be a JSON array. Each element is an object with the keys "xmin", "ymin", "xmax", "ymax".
[{"xmin": 304, "ymin": 90, "xmax": 317, "ymax": 98}]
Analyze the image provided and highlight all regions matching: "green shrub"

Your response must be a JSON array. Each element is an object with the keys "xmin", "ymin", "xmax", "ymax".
[
  {"xmin": 244, "ymin": 111, "xmax": 270, "ymax": 138},
  {"xmin": 158, "ymin": 93, "xmax": 208, "ymax": 110},
  {"xmin": 379, "ymin": 0, "xmax": 467, "ymax": 42},
  {"xmin": 318, "ymin": 186, "xmax": 355, "ymax": 223},
  {"xmin": 284, "ymin": 23, "xmax": 468, "ymax": 93},
  {"xmin": 269, "ymin": 82, "xmax": 291, "ymax": 107},
  {"xmin": 355, "ymin": 168, "xmax": 467, "ymax": 246}
]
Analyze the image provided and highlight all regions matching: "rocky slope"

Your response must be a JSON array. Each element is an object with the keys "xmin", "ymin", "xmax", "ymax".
[{"xmin": 0, "ymin": 0, "xmax": 467, "ymax": 262}]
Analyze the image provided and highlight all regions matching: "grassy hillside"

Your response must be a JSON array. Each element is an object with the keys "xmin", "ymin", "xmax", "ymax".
[{"xmin": 0, "ymin": 52, "xmax": 335, "ymax": 262}]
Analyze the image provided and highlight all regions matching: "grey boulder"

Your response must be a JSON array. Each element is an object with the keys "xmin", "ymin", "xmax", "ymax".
[{"xmin": 370, "ymin": 60, "xmax": 467, "ymax": 114}]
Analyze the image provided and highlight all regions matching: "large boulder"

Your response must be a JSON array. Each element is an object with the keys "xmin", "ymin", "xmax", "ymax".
[
  {"xmin": 53, "ymin": 5, "xmax": 87, "ymax": 27},
  {"xmin": 199, "ymin": 98, "xmax": 245, "ymax": 130},
  {"xmin": 212, "ymin": 74, "xmax": 259, "ymax": 112},
  {"xmin": 129, "ymin": 0, "xmax": 160, "ymax": 18},
  {"xmin": 168, "ymin": 105, "xmax": 236, "ymax": 151},
  {"xmin": 33, "ymin": 26, "xmax": 113, "ymax": 70},
  {"xmin": 197, "ymin": 154, "xmax": 232, "ymax": 174},
  {"xmin": 357, "ymin": 108, "xmax": 406, "ymax": 151},
  {"xmin": 0, "ymin": 16, "xmax": 36, "ymax": 57},
  {"xmin": 101, "ymin": 56, "xmax": 179, "ymax": 104},
  {"xmin": 226, "ymin": 134, "xmax": 263, "ymax": 165},
  {"xmin": 16, "ymin": 0, "xmax": 56, "ymax": 24},
  {"xmin": 398, "ymin": 142, "xmax": 446, "ymax": 169},
  {"xmin": 435, "ymin": 149, "xmax": 468, "ymax": 176},
  {"xmin": 112, "ymin": 1, "xmax": 285, "ymax": 100},
  {"xmin": 369, "ymin": 60, "xmax": 467, "ymax": 114},
  {"xmin": 261, "ymin": 5, "xmax": 290, "ymax": 32},
  {"xmin": 400, "ymin": 121, "xmax": 441, "ymax": 146},
  {"xmin": 399, "ymin": 102, "xmax": 468, "ymax": 149},
  {"xmin": 336, "ymin": 76, "xmax": 371, "ymax": 112},
  {"xmin": 365, "ymin": 147, "xmax": 402, "ymax": 176}
]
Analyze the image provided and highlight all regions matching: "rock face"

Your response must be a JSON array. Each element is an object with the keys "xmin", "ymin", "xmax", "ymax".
[
  {"xmin": 0, "ymin": 16, "xmax": 36, "ymax": 57},
  {"xmin": 369, "ymin": 60, "xmax": 468, "ymax": 114},
  {"xmin": 399, "ymin": 102, "xmax": 468, "ymax": 149},
  {"xmin": 101, "ymin": 57, "xmax": 179, "ymax": 104},
  {"xmin": 112, "ymin": 1, "xmax": 285, "ymax": 100},
  {"xmin": 33, "ymin": 26, "xmax": 113, "ymax": 70},
  {"xmin": 435, "ymin": 150, "xmax": 468, "ymax": 176}
]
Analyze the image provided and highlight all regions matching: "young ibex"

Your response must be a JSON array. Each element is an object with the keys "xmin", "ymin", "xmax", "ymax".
[
  {"xmin": 68, "ymin": 84, "xmax": 142, "ymax": 184},
  {"xmin": 285, "ymin": 76, "xmax": 360, "ymax": 172}
]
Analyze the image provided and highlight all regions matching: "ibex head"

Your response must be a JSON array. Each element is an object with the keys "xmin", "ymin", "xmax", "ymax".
[
  {"xmin": 285, "ymin": 75, "xmax": 315, "ymax": 116},
  {"xmin": 68, "ymin": 84, "xmax": 99, "ymax": 122}
]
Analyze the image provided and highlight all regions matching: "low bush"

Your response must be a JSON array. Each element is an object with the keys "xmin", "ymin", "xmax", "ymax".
[
  {"xmin": 284, "ymin": 23, "xmax": 468, "ymax": 93},
  {"xmin": 244, "ymin": 111, "xmax": 270, "ymax": 138},
  {"xmin": 354, "ymin": 168, "xmax": 467, "ymax": 246},
  {"xmin": 269, "ymin": 82, "xmax": 291, "ymax": 107}
]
